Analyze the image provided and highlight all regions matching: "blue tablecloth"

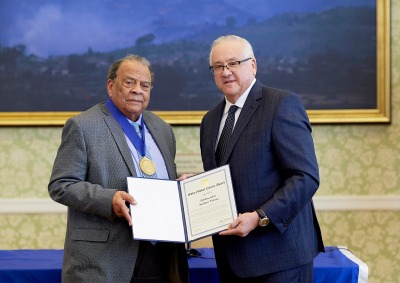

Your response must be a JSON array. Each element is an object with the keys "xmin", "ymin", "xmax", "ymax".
[
  {"xmin": 0, "ymin": 246, "xmax": 367, "ymax": 283},
  {"xmin": 0, "ymin": 249, "xmax": 62, "ymax": 282}
]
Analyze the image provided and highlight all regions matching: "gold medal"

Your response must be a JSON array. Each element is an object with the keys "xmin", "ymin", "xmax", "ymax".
[{"xmin": 139, "ymin": 157, "xmax": 156, "ymax": 176}]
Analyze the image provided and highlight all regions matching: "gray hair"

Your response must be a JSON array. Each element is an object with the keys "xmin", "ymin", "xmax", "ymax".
[
  {"xmin": 209, "ymin": 35, "xmax": 255, "ymax": 65},
  {"xmin": 107, "ymin": 54, "xmax": 155, "ymax": 86}
]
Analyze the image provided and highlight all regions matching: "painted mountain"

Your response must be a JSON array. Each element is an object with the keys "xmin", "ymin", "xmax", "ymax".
[{"xmin": 0, "ymin": 0, "xmax": 376, "ymax": 111}]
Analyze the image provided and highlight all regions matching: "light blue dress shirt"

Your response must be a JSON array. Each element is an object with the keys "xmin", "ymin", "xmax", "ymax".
[{"xmin": 125, "ymin": 115, "xmax": 169, "ymax": 179}]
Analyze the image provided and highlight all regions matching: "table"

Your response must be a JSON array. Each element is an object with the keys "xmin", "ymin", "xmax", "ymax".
[
  {"xmin": 188, "ymin": 246, "xmax": 368, "ymax": 283},
  {"xmin": 0, "ymin": 246, "xmax": 368, "ymax": 283},
  {"xmin": 0, "ymin": 249, "xmax": 62, "ymax": 282}
]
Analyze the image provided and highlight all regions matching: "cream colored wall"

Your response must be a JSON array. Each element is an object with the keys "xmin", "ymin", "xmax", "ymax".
[{"xmin": 0, "ymin": 3, "xmax": 399, "ymax": 282}]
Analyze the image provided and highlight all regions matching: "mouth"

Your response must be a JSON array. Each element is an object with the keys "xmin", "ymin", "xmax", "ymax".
[
  {"xmin": 223, "ymin": 79, "xmax": 236, "ymax": 85},
  {"xmin": 126, "ymin": 94, "xmax": 144, "ymax": 104},
  {"xmin": 126, "ymin": 98, "xmax": 143, "ymax": 105}
]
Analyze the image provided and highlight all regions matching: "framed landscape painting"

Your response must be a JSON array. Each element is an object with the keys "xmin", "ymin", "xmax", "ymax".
[{"xmin": 0, "ymin": 0, "xmax": 390, "ymax": 125}]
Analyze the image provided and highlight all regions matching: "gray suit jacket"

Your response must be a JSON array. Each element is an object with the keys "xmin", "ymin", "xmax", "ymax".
[
  {"xmin": 49, "ymin": 102, "xmax": 178, "ymax": 282},
  {"xmin": 200, "ymin": 81, "xmax": 324, "ymax": 278}
]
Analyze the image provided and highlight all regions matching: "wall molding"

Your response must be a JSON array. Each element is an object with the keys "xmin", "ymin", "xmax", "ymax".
[
  {"xmin": 313, "ymin": 195, "xmax": 400, "ymax": 211},
  {"xmin": 0, "ymin": 195, "xmax": 399, "ymax": 214},
  {"xmin": 0, "ymin": 198, "xmax": 67, "ymax": 214}
]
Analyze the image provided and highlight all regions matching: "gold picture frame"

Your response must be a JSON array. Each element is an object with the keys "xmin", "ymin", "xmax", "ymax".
[
  {"xmin": 308, "ymin": 0, "xmax": 391, "ymax": 124},
  {"xmin": 0, "ymin": 0, "xmax": 390, "ymax": 126}
]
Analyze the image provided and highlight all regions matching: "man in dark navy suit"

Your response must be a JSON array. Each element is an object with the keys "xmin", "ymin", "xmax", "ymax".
[{"xmin": 200, "ymin": 35, "xmax": 324, "ymax": 282}]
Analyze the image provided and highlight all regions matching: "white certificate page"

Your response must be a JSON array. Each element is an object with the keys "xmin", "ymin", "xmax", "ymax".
[{"xmin": 127, "ymin": 177, "xmax": 186, "ymax": 242}]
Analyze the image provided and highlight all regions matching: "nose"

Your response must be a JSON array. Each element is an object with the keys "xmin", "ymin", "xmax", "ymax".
[
  {"xmin": 130, "ymin": 82, "xmax": 142, "ymax": 94},
  {"xmin": 221, "ymin": 65, "xmax": 232, "ymax": 75}
]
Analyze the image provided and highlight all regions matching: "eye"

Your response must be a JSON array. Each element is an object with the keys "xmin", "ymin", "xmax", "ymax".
[
  {"xmin": 124, "ymin": 80, "xmax": 134, "ymax": 87},
  {"xmin": 141, "ymin": 83, "xmax": 151, "ymax": 90},
  {"xmin": 228, "ymin": 61, "xmax": 240, "ymax": 67},
  {"xmin": 214, "ymin": 65, "xmax": 224, "ymax": 71}
]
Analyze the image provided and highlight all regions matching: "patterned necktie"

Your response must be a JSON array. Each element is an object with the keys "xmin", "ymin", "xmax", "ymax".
[
  {"xmin": 131, "ymin": 123, "xmax": 158, "ymax": 179},
  {"xmin": 215, "ymin": 105, "xmax": 238, "ymax": 166}
]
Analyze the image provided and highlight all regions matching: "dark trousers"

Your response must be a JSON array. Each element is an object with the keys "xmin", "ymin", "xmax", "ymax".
[
  {"xmin": 131, "ymin": 241, "xmax": 169, "ymax": 283},
  {"xmin": 130, "ymin": 241, "xmax": 188, "ymax": 283}
]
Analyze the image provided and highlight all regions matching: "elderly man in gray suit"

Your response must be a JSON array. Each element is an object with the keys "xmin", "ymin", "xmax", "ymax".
[{"xmin": 49, "ymin": 54, "xmax": 188, "ymax": 282}]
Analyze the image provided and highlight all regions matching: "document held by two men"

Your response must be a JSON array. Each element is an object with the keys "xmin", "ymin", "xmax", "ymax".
[{"xmin": 127, "ymin": 165, "xmax": 237, "ymax": 243}]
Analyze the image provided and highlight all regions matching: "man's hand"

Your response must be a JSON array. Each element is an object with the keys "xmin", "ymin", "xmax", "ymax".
[
  {"xmin": 112, "ymin": 191, "xmax": 137, "ymax": 226},
  {"xmin": 176, "ymin": 173, "xmax": 195, "ymax": 181},
  {"xmin": 219, "ymin": 211, "xmax": 259, "ymax": 237}
]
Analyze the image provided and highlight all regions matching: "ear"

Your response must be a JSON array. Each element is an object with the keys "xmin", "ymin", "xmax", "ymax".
[
  {"xmin": 107, "ymin": 79, "xmax": 113, "ymax": 97},
  {"xmin": 252, "ymin": 59, "xmax": 257, "ymax": 75}
]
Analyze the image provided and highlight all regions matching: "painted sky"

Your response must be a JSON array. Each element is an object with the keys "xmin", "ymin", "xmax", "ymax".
[{"xmin": 0, "ymin": 0, "xmax": 375, "ymax": 57}]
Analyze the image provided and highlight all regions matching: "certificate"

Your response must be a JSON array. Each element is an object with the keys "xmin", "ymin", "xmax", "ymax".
[{"xmin": 127, "ymin": 165, "xmax": 237, "ymax": 243}]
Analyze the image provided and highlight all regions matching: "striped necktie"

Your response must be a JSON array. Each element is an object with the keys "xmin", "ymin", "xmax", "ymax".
[
  {"xmin": 215, "ymin": 105, "xmax": 238, "ymax": 166},
  {"xmin": 131, "ymin": 123, "xmax": 158, "ymax": 179}
]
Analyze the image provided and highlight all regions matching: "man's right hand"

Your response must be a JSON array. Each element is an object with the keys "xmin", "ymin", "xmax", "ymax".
[{"xmin": 112, "ymin": 191, "xmax": 137, "ymax": 226}]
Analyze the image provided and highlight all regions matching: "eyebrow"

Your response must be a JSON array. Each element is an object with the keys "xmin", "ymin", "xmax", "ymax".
[
  {"xmin": 123, "ymin": 75, "xmax": 151, "ymax": 84},
  {"xmin": 213, "ymin": 57, "xmax": 240, "ymax": 65}
]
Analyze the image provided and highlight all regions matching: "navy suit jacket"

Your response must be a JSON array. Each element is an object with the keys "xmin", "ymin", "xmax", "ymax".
[{"xmin": 200, "ymin": 81, "xmax": 324, "ymax": 277}]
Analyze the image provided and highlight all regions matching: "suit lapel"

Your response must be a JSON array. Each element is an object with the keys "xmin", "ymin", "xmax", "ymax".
[
  {"xmin": 102, "ymin": 104, "xmax": 137, "ymax": 176},
  {"xmin": 221, "ymin": 83, "xmax": 262, "ymax": 165}
]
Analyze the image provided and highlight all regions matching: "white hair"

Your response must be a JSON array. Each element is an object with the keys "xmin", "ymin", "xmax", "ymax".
[{"xmin": 209, "ymin": 35, "xmax": 255, "ymax": 65}]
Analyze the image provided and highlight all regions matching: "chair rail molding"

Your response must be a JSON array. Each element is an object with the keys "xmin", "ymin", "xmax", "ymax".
[{"xmin": 0, "ymin": 195, "xmax": 399, "ymax": 214}]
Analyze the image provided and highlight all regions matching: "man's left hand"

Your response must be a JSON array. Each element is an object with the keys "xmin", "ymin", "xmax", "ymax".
[{"xmin": 219, "ymin": 211, "xmax": 259, "ymax": 237}]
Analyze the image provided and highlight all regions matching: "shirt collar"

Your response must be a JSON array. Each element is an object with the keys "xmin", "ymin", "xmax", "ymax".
[
  {"xmin": 127, "ymin": 114, "xmax": 143, "ymax": 128},
  {"xmin": 223, "ymin": 78, "xmax": 256, "ymax": 114}
]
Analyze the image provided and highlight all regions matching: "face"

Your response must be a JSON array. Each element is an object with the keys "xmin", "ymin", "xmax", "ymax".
[
  {"xmin": 107, "ymin": 60, "xmax": 152, "ymax": 121},
  {"xmin": 210, "ymin": 40, "xmax": 257, "ymax": 104}
]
